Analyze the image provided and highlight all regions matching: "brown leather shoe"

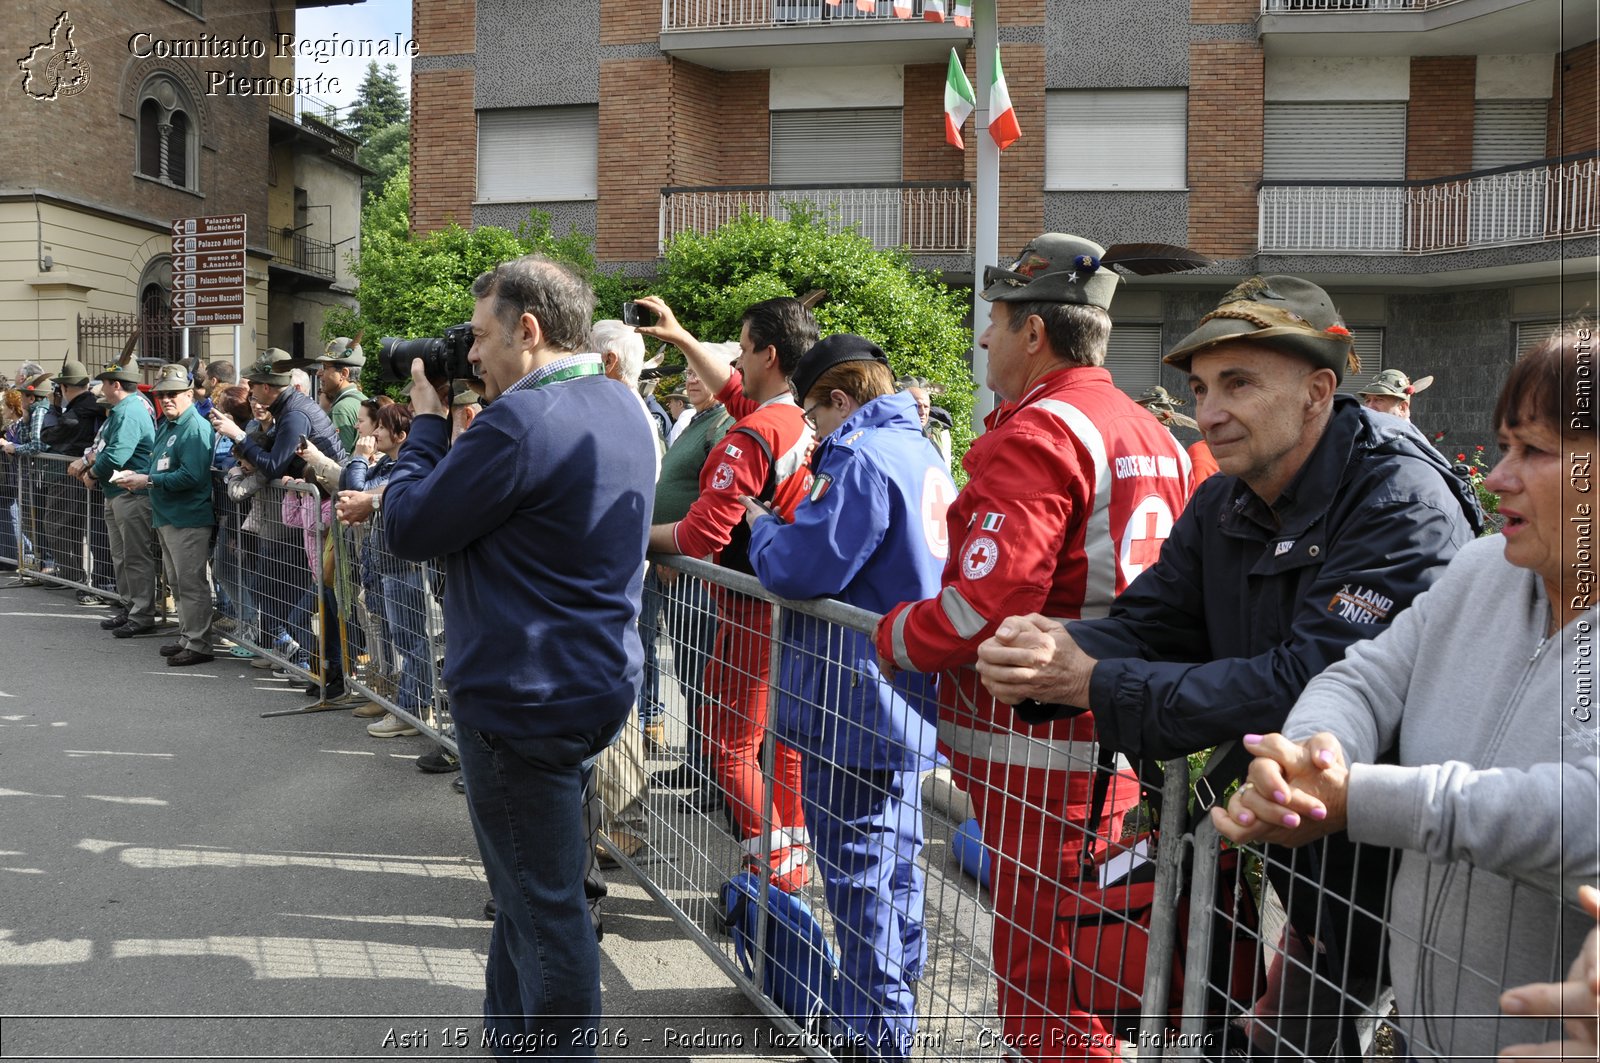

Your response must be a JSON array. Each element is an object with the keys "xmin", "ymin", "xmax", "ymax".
[
  {"xmin": 351, "ymin": 700, "xmax": 387, "ymax": 719},
  {"xmin": 596, "ymin": 832, "xmax": 646, "ymax": 869},
  {"xmin": 167, "ymin": 649, "xmax": 215, "ymax": 667}
]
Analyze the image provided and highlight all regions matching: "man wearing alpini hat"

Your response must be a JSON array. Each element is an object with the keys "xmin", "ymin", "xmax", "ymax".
[
  {"xmin": 1136, "ymin": 385, "xmax": 1220, "ymax": 484},
  {"xmin": 313, "ymin": 337, "xmax": 368, "ymax": 452},
  {"xmin": 90, "ymin": 360, "xmax": 158, "ymax": 637},
  {"xmin": 976, "ymin": 275, "xmax": 1482, "ymax": 1057},
  {"xmin": 874, "ymin": 233, "xmax": 1195, "ymax": 1060},
  {"xmin": 118, "ymin": 364, "xmax": 216, "ymax": 666},
  {"xmin": 1356, "ymin": 367, "xmax": 1432, "ymax": 421}
]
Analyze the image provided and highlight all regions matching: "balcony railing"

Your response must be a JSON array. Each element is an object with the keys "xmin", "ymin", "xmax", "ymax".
[
  {"xmin": 267, "ymin": 226, "xmax": 337, "ymax": 280},
  {"xmin": 664, "ymin": 0, "xmax": 944, "ymax": 30},
  {"xmin": 1259, "ymin": 155, "xmax": 1600, "ymax": 255},
  {"xmin": 659, "ymin": 183, "xmax": 973, "ymax": 254},
  {"xmin": 1260, "ymin": 0, "xmax": 1463, "ymax": 11}
]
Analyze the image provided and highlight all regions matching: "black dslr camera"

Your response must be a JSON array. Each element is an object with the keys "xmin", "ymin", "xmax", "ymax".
[{"xmin": 377, "ymin": 323, "xmax": 473, "ymax": 383}]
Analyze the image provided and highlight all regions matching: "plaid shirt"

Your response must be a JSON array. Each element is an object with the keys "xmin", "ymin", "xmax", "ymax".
[
  {"xmin": 502, "ymin": 353, "xmax": 604, "ymax": 396},
  {"xmin": 12, "ymin": 399, "xmax": 51, "ymax": 455}
]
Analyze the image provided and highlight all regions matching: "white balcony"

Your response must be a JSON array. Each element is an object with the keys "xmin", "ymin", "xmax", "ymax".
[
  {"xmin": 1256, "ymin": 0, "xmax": 1595, "ymax": 56},
  {"xmin": 659, "ymin": 183, "xmax": 973, "ymax": 254},
  {"xmin": 659, "ymin": 0, "xmax": 970, "ymax": 69},
  {"xmin": 1259, "ymin": 156, "xmax": 1600, "ymax": 255}
]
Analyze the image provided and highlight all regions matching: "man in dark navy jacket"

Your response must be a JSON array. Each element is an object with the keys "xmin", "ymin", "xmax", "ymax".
[
  {"xmin": 383, "ymin": 255, "xmax": 655, "ymax": 1061},
  {"xmin": 976, "ymin": 276, "xmax": 1482, "ymax": 1057}
]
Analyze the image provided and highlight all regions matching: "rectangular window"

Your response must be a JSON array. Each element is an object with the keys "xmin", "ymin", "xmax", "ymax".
[
  {"xmin": 1515, "ymin": 320, "xmax": 1559, "ymax": 357},
  {"xmin": 1338, "ymin": 327, "xmax": 1386, "ymax": 393},
  {"xmin": 1264, "ymin": 102, "xmax": 1406, "ymax": 181},
  {"xmin": 1046, "ymin": 90, "xmax": 1186, "ymax": 191},
  {"xmin": 477, "ymin": 106, "xmax": 598, "ymax": 202},
  {"xmin": 1473, "ymin": 100, "xmax": 1548, "ymax": 170},
  {"xmin": 1104, "ymin": 324, "xmax": 1164, "ymax": 398},
  {"xmin": 769, "ymin": 108, "xmax": 902, "ymax": 185}
]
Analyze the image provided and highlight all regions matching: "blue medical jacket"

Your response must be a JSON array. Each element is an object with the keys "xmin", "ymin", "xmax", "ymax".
[{"xmin": 749, "ymin": 392, "xmax": 955, "ymax": 769}]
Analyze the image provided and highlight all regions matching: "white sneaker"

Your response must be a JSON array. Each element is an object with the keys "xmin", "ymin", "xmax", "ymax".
[{"xmin": 367, "ymin": 713, "xmax": 419, "ymax": 738}]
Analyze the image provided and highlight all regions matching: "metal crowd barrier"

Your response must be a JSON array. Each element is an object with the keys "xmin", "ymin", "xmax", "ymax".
[
  {"xmin": 213, "ymin": 472, "xmax": 338, "ymax": 709},
  {"xmin": 598, "ymin": 553, "xmax": 1595, "ymax": 1063},
  {"xmin": 331, "ymin": 508, "xmax": 453, "ymax": 748},
  {"xmin": 601, "ymin": 554, "xmax": 1195, "ymax": 1061},
  {"xmin": 1178, "ymin": 821, "xmax": 1595, "ymax": 1060},
  {"xmin": 3, "ymin": 452, "xmax": 126, "ymax": 605},
  {"xmin": 12, "ymin": 442, "xmax": 1590, "ymax": 1059}
]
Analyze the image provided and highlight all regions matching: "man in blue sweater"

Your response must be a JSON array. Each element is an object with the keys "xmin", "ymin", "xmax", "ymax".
[{"xmin": 383, "ymin": 255, "xmax": 655, "ymax": 1060}]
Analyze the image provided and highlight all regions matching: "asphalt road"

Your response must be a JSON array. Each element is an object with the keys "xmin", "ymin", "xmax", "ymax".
[{"xmin": 0, "ymin": 579, "xmax": 797, "ymax": 1063}]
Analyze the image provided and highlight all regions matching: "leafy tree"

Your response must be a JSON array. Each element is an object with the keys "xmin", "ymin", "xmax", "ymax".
[
  {"xmin": 651, "ymin": 211, "xmax": 975, "ymax": 456},
  {"xmin": 325, "ymin": 167, "xmax": 633, "ymax": 398},
  {"xmin": 357, "ymin": 120, "xmax": 408, "ymax": 203},
  {"xmin": 343, "ymin": 62, "xmax": 408, "ymax": 144}
]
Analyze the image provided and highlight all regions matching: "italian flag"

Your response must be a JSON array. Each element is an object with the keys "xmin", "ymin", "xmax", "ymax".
[
  {"xmin": 952, "ymin": 1, "xmax": 972, "ymax": 26},
  {"xmin": 891, "ymin": 0, "xmax": 913, "ymax": 15},
  {"xmin": 989, "ymin": 47, "xmax": 1021, "ymax": 150},
  {"xmin": 924, "ymin": 0, "xmax": 946, "ymax": 22},
  {"xmin": 944, "ymin": 49, "xmax": 975, "ymax": 150}
]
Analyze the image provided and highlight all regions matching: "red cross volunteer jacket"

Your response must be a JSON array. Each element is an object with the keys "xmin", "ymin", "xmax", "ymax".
[{"xmin": 875, "ymin": 365, "xmax": 1194, "ymax": 781}]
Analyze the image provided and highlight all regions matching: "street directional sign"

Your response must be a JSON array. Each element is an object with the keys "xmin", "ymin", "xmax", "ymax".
[
  {"xmin": 173, "ymin": 270, "xmax": 245, "ymax": 291},
  {"xmin": 173, "ymin": 250, "xmax": 244, "ymax": 273},
  {"xmin": 171, "ymin": 289, "xmax": 244, "ymax": 311},
  {"xmin": 171, "ymin": 214, "xmax": 246, "ymax": 238},
  {"xmin": 171, "ymin": 307, "xmax": 249, "ymax": 328},
  {"xmin": 170, "ymin": 214, "xmax": 246, "ymax": 327}
]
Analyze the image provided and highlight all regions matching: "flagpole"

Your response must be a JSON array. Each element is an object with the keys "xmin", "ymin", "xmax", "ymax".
[{"xmin": 970, "ymin": 0, "xmax": 999, "ymax": 431}]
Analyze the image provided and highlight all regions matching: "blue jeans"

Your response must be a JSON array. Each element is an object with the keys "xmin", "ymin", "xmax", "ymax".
[
  {"xmin": 379, "ymin": 568, "xmax": 430, "ymax": 715},
  {"xmin": 457, "ymin": 718, "xmax": 625, "ymax": 1059}
]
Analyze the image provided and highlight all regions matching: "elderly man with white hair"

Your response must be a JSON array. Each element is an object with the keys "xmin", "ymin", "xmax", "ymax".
[{"xmin": 590, "ymin": 319, "xmax": 662, "ymax": 877}]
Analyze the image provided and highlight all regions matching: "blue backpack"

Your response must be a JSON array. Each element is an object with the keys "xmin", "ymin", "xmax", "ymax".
[{"xmin": 720, "ymin": 871, "xmax": 842, "ymax": 1026}]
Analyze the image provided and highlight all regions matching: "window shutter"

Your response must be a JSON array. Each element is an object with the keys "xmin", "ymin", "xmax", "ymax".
[
  {"xmin": 1473, "ymin": 100, "xmax": 1548, "ymax": 170},
  {"xmin": 1264, "ymin": 102, "xmax": 1407, "ymax": 181},
  {"xmin": 769, "ymin": 109, "xmax": 902, "ymax": 185},
  {"xmin": 1515, "ymin": 320, "xmax": 1560, "ymax": 357},
  {"xmin": 1046, "ymin": 90, "xmax": 1187, "ymax": 191},
  {"xmin": 1338, "ymin": 327, "xmax": 1385, "ymax": 393},
  {"xmin": 1104, "ymin": 325, "xmax": 1164, "ymax": 397},
  {"xmin": 477, "ymin": 107, "xmax": 598, "ymax": 202}
]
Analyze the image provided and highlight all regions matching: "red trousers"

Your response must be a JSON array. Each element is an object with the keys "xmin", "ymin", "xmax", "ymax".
[
  {"xmin": 954, "ymin": 753, "xmax": 1134, "ymax": 1062},
  {"xmin": 702, "ymin": 596, "xmax": 806, "ymax": 868}
]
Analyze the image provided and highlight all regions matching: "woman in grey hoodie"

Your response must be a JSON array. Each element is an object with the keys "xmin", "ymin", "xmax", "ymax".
[{"xmin": 1213, "ymin": 325, "xmax": 1599, "ymax": 1059}]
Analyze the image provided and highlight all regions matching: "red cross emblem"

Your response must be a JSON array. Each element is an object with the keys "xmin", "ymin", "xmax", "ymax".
[
  {"xmin": 962, "ymin": 535, "xmax": 999, "ymax": 580},
  {"xmin": 1119, "ymin": 496, "xmax": 1174, "ymax": 584}
]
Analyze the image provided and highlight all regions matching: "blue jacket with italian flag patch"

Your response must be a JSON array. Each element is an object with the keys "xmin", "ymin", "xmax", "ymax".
[{"xmin": 748, "ymin": 391, "xmax": 953, "ymax": 769}]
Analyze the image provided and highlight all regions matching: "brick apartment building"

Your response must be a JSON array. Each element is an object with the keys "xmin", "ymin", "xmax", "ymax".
[
  {"xmin": 2, "ymin": 0, "xmax": 363, "ymax": 379},
  {"xmin": 408, "ymin": 0, "xmax": 1599, "ymax": 441}
]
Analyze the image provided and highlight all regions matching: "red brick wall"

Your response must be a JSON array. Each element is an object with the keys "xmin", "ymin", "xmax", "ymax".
[
  {"xmin": 1000, "ymin": 0, "xmax": 1044, "ymax": 25},
  {"xmin": 1191, "ymin": 0, "xmax": 1257, "ymax": 22},
  {"xmin": 411, "ymin": 69, "xmax": 476, "ymax": 232},
  {"xmin": 1550, "ymin": 40, "xmax": 1598, "ymax": 157},
  {"xmin": 1187, "ymin": 40, "xmax": 1263, "ymax": 259},
  {"xmin": 903, "ymin": 62, "xmax": 965, "ymax": 182},
  {"xmin": 597, "ymin": 59, "xmax": 676, "ymax": 260},
  {"xmin": 709, "ymin": 70, "xmax": 771, "ymax": 186},
  {"xmin": 415, "ymin": 0, "xmax": 474, "ymax": 54},
  {"xmin": 1407, "ymin": 57, "xmax": 1475, "ymax": 180},
  {"xmin": 600, "ymin": 0, "xmax": 658, "ymax": 45},
  {"xmin": 7, "ymin": 0, "xmax": 270, "ymax": 229}
]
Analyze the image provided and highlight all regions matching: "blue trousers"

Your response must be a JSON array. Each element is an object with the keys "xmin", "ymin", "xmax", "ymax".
[
  {"xmin": 378, "ymin": 568, "xmax": 430, "ymax": 715},
  {"xmin": 801, "ymin": 761, "xmax": 927, "ymax": 1062},
  {"xmin": 457, "ymin": 718, "xmax": 624, "ymax": 1060}
]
